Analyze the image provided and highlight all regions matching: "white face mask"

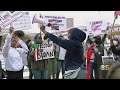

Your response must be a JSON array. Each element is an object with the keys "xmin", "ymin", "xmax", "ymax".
[{"xmin": 113, "ymin": 40, "xmax": 119, "ymax": 46}]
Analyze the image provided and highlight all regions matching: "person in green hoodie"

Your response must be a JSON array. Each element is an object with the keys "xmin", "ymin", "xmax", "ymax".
[
  {"xmin": 28, "ymin": 33, "xmax": 48, "ymax": 79},
  {"xmin": 43, "ymin": 35, "xmax": 57, "ymax": 79}
]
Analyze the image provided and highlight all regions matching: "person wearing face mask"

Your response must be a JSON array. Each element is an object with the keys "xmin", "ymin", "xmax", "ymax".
[
  {"xmin": 92, "ymin": 34, "xmax": 107, "ymax": 79},
  {"xmin": 110, "ymin": 37, "xmax": 120, "ymax": 61}
]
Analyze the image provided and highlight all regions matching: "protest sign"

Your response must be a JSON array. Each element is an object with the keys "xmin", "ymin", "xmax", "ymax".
[
  {"xmin": 41, "ymin": 15, "xmax": 67, "ymax": 31},
  {"xmin": 11, "ymin": 12, "xmax": 31, "ymax": 30},
  {"xmin": 35, "ymin": 41, "xmax": 54, "ymax": 60},
  {"xmin": 86, "ymin": 20, "xmax": 107, "ymax": 35},
  {"xmin": 0, "ymin": 11, "xmax": 23, "ymax": 28},
  {"xmin": 58, "ymin": 47, "xmax": 66, "ymax": 60}
]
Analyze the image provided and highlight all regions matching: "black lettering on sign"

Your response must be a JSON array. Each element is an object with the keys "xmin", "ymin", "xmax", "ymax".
[
  {"xmin": 41, "ymin": 50, "xmax": 54, "ymax": 58},
  {"xmin": 47, "ymin": 43, "xmax": 52, "ymax": 48},
  {"xmin": 38, "ymin": 49, "xmax": 43, "ymax": 52},
  {"xmin": 43, "ymin": 52, "xmax": 47, "ymax": 58},
  {"xmin": 49, "ymin": 50, "xmax": 54, "ymax": 57},
  {"xmin": 38, "ymin": 52, "xmax": 41, "ymax": 59},
  {"xmin": 41, "ymin": 43, "xmax": 53, "ymax": 48}
]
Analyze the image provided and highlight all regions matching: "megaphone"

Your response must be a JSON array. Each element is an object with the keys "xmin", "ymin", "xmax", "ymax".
[{"xmin": 32, "ymin": 14, "xmax": 51, "ymax": 27}]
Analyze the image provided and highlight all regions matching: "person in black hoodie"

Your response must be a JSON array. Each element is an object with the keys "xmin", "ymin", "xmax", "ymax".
[
  {"xmin": 39, "ymin": 24, "xmax": 86, "ymax": 79},
  {"xmin": 110, "ymin": 36, "xmax": 120, "ymax": 61}
]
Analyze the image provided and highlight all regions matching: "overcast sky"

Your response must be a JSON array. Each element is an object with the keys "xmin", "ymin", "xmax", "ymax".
[
  {"xmin": 29, "ymin": 11, "xmax": 120, "ymax": 25},
  {"xmin": 25, "ymin": 11, "xmax": 120, "ymax": 33},
  {"xmin": 4, "ymin": 11, "xmax": 119, "ymax": 33}
]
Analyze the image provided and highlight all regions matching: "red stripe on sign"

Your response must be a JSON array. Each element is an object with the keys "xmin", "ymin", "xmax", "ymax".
[
  {"xmin": 115, "ymin": 11, "xmax": 120, "ymax": 16},
  {"xmin": 35, "ymin": 48, "xmax": 38, "ymax": 61}
]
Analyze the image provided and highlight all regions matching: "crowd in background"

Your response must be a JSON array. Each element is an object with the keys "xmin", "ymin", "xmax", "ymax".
[{"xmin": 0, "ymin": 24, "xmax": 120, "ymax": 79}]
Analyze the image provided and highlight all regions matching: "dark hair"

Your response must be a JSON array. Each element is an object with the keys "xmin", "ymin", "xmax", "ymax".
[
  {"xmin": 44, "ymin": 35, "xmax": 48, "ymax": 40},
  {"xmin": 14, "ymin": 30, "xmax": 24, "ymax": 39}
]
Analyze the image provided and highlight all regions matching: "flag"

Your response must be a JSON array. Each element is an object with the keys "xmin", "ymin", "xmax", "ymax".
[
  {"xmin": 34, "ymin": 43, "xmax": 38, "ymax": 49},
  {"xmin": 35, "ymin": 48, "xmax": 39, "ymax": 61},
  {"xmin": 114, "ymin": 11, "xmax": 120, "ymax": 19},
  {"xmin": 115, "ymin": 11, "xmax": 120, "ymax": 16}
]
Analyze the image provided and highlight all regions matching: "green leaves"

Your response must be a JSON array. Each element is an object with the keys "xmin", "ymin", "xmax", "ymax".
[{"xmin": 111, "ymin": 31, "xmax": 120, "ymax": 36}]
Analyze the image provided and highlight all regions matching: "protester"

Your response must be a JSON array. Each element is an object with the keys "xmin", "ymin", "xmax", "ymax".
[
  {"xmin": 0, "ymin": 26, "xmax": 2, "ymax": 52},
  {"xmin": 0, "ymin": 60, "xmax": 2, "ymax": 79},
  {"xmin": 25, "ymin": 35, "xmax": 34, "ymax": 79},
  {"xmin": 28, "ymin": 33, "xmax": 48, "ymax": 79},
  {"xmin": 0, "ymin": 26, "xmax": 2, "ymax": 78},
  {"xmin": 86, "ymin": 43, "xmax": 95, "ymax": 79},
  {"xmin": 101, "ymin": 61, "xmax": 117, "ymax": 79},
  {"xmin": 110, "ymin": 35, "xmax": 120, "ymax": 61},
  {"xmin": 93, "ymin": 34, "xmax": 107, "ymax": 79},
  {"xmin": 56, "ymin": 35, "xmax": 66, "ymax": 79},
  {"xmin": 43, "ymin": 35, "xmax": 57, "ymax": 79},
  {"xmin": 2, "ymin": 27, "xmax": 28, "ymax": 79},
  {"xmin": 13, "ymin": 30, "xmax": 28, "ymax": 79},
  {"xmin": 39, "ymin": 24, "xmax": 87, "ymax": 79},
  {"xmin": 13, "ymin": 30, "xmax": 25, "ymax": 40},
  {"xmin": 106, "ymin": 61, "xmax": 120, "ymax": 79}
]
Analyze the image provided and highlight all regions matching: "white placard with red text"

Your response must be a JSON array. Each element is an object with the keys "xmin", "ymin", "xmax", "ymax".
[
  {"xmin": 43, "ymin": 15, "xmax": 67, "ymax": 31},
  {"xmin": 86, "ymin": 20, "xmax": 107, "ymax": 35}
]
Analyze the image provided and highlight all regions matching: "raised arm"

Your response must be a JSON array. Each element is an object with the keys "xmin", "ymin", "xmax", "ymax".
[
  {"xmin": 16, "ymin": 39, "xmax": 29, "ymax": 55},
  {"xmin": 2, "ymin": 33, "xmax": 12, "ymax": 58},
  {"xmin": 39, "ymin": 24, "xmax": 81, "ymax": 50}
]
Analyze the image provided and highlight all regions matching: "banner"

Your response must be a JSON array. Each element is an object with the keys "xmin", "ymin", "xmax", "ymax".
[
  {"xmin": 0, "ymin": 11, "xmax": 23, "ymax": 28},
  {"xmin": 11, "ymin": 12, "xmax": 31, "ymax": 30},
  {"xmin": 43, "ymin": 15, "xmax": 67, "ymax": 31},
  {"xmin": 115, "ymin": 11, "xmax": 120, "ymax": 16},
  {"xmin": 35, "ymin": 41, "xmax": 55, "ymax": 61},
  {"xmin": 86, "ymin": 20, "xmax": 107, "ymax": 35}
]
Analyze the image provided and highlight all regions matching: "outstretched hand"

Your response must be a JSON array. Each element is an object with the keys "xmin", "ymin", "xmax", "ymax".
[
  {"xmin": 39, "ymin": 24, "xmax": 47, "ymax": 34},
  {"xmin": 40, "ymin": 24, "xmax": 45, "ymax": 31}
]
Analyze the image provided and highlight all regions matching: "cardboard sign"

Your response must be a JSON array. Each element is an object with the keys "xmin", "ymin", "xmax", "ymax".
[
  {"xmin": 43, "ymin": 15, "xmax": 67, "ymax": 31},
  {"xmin": 0, "ymin": 11, "xmax": 23, "ymax": 28},
  {"xmin": 35, "ymin": 41, "xmax": 55, "ymax": 60},
  {"xmin": 11, "ymin": 12, "xmax": 31, "ymax": 30},
  {"xmin": 58, "ymin": 47, "xmax": 66, "ymax": 60},
  {"xmin": 86, "ymin": 20, "xmax": 107, "ymax": 35}
]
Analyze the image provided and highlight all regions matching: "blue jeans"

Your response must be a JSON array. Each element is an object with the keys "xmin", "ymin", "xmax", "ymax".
[
  {"xmin": 75, "ymin": 64, "xmax": 87, "ymax": 79},
  {"xmin": 32, "ymin": 70, "xmax": 48, "ymax": 79},
  {"xmin": 90, "ymin": 61, "xmax": 94, "ymax": 79},
  {"xmin": 56, "ymin": 60, "xmax": 65, "ymax": 79}
]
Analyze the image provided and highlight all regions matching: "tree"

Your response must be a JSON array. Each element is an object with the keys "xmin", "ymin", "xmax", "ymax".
[{"xmin": 111, "ymin": 31, "xmax": 120, "ymax": 36}]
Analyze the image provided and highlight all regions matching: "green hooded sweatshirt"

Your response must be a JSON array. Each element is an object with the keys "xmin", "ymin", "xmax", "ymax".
[{"xmin": 28, "ymin": 33, "xmax": 48, "ymax": 71}]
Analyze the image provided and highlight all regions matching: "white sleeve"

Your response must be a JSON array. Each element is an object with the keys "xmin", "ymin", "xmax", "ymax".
[
  {"xmin": 17, "ymin": 39, "xmax": 29, "ymax": 54},
  {"xmin": 2, "ymin": 33, "xmax": 12, "ymax": 58}
]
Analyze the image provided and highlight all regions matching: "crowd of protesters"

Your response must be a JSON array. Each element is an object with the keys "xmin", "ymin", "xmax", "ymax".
[{"xmin": 0, "ymin": 23, "xmax": 120, "ymax": 79}]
